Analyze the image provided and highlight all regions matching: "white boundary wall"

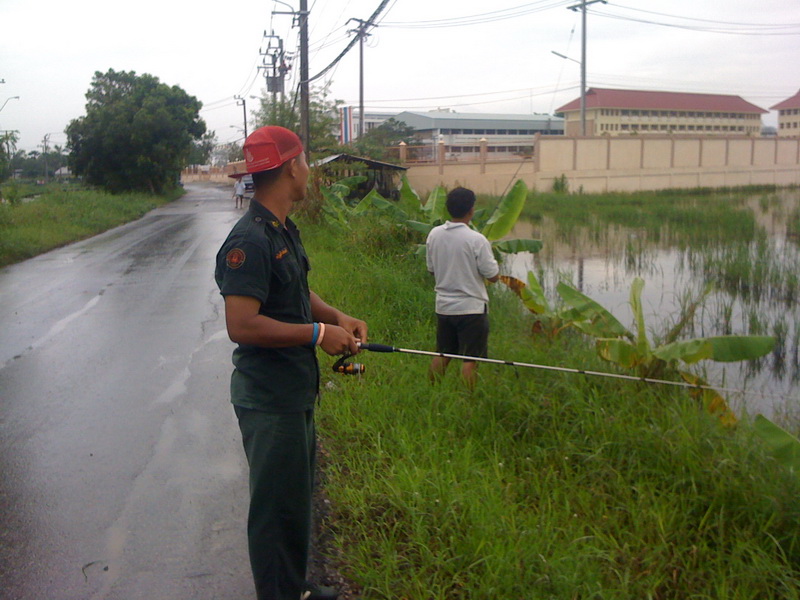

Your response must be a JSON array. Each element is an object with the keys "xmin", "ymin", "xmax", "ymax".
[{"xmin": 405, "ymin": 135, "xmax": 800, "ymax": 195}]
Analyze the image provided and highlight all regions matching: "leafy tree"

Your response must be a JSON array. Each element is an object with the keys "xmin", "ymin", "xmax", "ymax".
[
  {"xmin": 251, "ymin": 85, "xmax": 342, "ymax": 153},
  {"xmin": 66, "ymin": 69, "xmax": 206, "ymax": 194},
  {"xmin": 212, "ymin": 142, "xmax": 244, "ymax": 167},
  {"xmin": 344, "ymin": 118, "xmax": 416, "ymax": 162},
  {"xmin": 0, "ymin": 130, "xmax": 19, "ymax": 182},
  {"xmin": 187, "ymin": 130, "xmax": 218, "ymax": 165},
  {"xmin": 10, "ymin": 146, "xmax": 69, "ymax": 180}
]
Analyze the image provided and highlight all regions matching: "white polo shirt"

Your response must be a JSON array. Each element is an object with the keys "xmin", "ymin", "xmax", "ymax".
[{"xmin": 426, "ymin": 221, "xmax": 500, "ymax": 315}]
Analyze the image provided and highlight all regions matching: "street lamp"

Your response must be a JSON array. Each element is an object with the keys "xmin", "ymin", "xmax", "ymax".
[
  {"xmin": 234, "ymin": 95, "xmax": 248, "ymax": 139},
  {"xmin": 0, "ymin": 96, "xmax": 20, "ymax": 113},
  {"xmin": 551, "ymin": 51, "xmax": 586, "ymax": 136}
]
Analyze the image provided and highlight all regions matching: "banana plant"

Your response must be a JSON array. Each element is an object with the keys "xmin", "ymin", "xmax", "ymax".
[
  {"xmin": 558, "ymin": 277, "xmax": 775, "ymax": 425},
  {"xmin": 390, "ymin": 176, "xmax": 543, "ymax": 258},
  {"xmin": 499, "ymin": 272, "xmax": 580, "ymax": 338},
  {"xmin": 320, "ymin": 175, "xmax": 369, "ymax": 227}
]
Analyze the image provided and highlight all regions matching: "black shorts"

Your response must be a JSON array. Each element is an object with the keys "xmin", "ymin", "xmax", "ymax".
[{"xmin": 435, "ymin": 311, "xmax": 489, "ymax": 361}]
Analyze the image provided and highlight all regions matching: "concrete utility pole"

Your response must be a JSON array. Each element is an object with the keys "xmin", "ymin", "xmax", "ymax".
[
  {"xmin": 347, "ymin": 18, "xmax": 372, "ymax": 139},
  {"xmin": 271, "ymin": 1, "xmax": 309, "ymax": 147},
  {"xmin": 299, "ymin": 0, "xmax": 310, "ymax": 151},
  {"xmin": 568, "ymin": 0, "xmax": 606, "ymax": 136},
  {"xmin": 234, "ymin": 96, "xmax": 248, "ymax": 139},
  {"xmin": 42, "ymin": 134, "xmax": 50, "ymax": 182}
]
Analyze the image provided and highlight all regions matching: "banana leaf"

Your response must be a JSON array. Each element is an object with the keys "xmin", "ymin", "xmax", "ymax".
[
  {"xmin": 369, "ymin": 195, "xmax": 411, "ymax": 222},
  {"xmin": 321, "ymin": 188, "xmax": 349, "ymax": 226},
  {"xmin": 406, "ymin": 220, "xmax": 435, "ymax": 236},
  {"xmin": 527, "ymin": 271, "xmax": 550, "ymax": 314},
  {"xmin": 499, "ymin": 275, "xmax": 548, "ymax": 314},
  {"xmin": 680, "ymin": 371, "xmax": 738, "ymax": 427},
  {"xmin": 482, "ymin": 179, "xmax": 528, "ymax": 241},
  {"xmin": 398, "ymin": 175, "xmax": 422, "ymax": 216},
  {"xmin": 556, "ymin": 282, "xmax": 633, "ymax": 340},
  {"xmin": 654, "ymin": 335, "xmax": 775, "ymax": 364},
  {"xmin": 333, "ymin": 175, "xmax": 367, "ymax": 195},
  {"xmin": 423, "ymin": 186, "xmax": 448, "ymax": 222},
  {"xmin": 491, "ymin": 238, "xmax": 543, "ymax": 255},
  {"xmin": 595, "ymin": 339, "xmax": 640, "ymax": 369},
  {"xmin": 629, "ymin": 278, "xmax": 651, "ymax": 356},
  {"xmin": 353, "ymin": 189, "xmax": 386, "ymax": 213},
  {"xmin": 754, "ymin": 415, "xmax": 800, "ymax": 473}
]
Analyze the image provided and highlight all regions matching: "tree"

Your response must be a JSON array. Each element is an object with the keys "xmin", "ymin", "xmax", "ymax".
[
  {"xmin": 251, "ymin": 85, "xmax": 342, "ymax": 154},
  {"xmin": 66, "ymin": 69, "xmax": 206, "ymax": 194},
  {"xmin": 0, "ymin": 130, "xmax": 19, "ymax": 182},
  {"xmin": 187, "ymin": 130, "xmax": 218, "ymax": 165},
  {"xmin": 345, "ymin": 118, "xmax": 416, "ymax": 162}
]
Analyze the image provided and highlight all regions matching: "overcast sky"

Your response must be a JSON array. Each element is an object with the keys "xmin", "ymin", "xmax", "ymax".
[{"xmin": 2, "ymin": 0, "xmax": 799, "ymax": 152}]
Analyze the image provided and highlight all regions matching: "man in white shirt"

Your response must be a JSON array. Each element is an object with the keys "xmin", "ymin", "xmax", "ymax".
[
  {"xmin": 233, "ymin": 177, "xmax": 246, "ymax": 209},
  {"xmin": 426, "ymin": 187, "xmax": 500, "ymax": 387}
]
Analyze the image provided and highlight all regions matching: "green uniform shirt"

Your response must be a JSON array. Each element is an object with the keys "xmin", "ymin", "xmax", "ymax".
[{"xmin": 215, "ymin": 201, "xmax": 319, "ymax": 413}]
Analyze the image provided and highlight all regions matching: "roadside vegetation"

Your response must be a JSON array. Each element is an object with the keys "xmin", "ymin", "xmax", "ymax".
[
  {"xmin": 0, "ymin": 181, "xmax": 180, "ymax": 267},
  {"xmin": 304, "ymin": 201, "xmax": 800, "ymax": 599}
]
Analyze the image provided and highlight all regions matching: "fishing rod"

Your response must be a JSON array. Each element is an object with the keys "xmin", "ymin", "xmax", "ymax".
[{"xmin": 331, "ymin": 343, "xmax": 792, "ymax": 402}]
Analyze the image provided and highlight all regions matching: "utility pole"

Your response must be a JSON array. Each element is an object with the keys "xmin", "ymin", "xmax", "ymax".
[
  {"xmin": 347, "ymin": 18, "xmax": 373, "ymax": 139},
  {"xmin": 234, "ymin": 96, "xmax": 248, "ymax": 139},
  {"xmin": 299, "ymin": 0, "xmax": 310, "ymax": 151},
  {"xmin": 568, "ymin": 0, "xmax": 606, "ymax": 136},
  {"xmin": 42, "ymin": 134, "xmax": 50, "ymax": 182}
]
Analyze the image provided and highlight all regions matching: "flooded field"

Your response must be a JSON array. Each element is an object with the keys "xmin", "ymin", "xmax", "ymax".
[{"xmin": 505, "ymin": 188, "xmax": 800, "ymax": 421}]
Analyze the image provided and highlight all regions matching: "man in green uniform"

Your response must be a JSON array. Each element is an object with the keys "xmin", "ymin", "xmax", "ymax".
[{"xmin": 215, "ymin": 126, "xmax": 367, "ymax": 600}]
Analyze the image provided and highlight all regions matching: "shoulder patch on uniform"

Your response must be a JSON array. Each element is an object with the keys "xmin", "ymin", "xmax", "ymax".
[
  {"xmin": 275, "ymin": 247, "xmax": 288, "ymax": 260},
  {"xmin": 226, "ymin": 248, "xmax": 246, "ymax": 269}
]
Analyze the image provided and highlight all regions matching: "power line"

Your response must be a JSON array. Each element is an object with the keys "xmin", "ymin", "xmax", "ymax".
[
  {"xmin": 378, "ymin": 0, "xmax": 571, "ymax": 28},
  {"xmin": 305, "ymin": 0, "xmax": 392, "ymax": 84},
  {"xmin": 591, "ymin": 6, "xmax": 800, "ymax": 35},
  {"xmin": 608, "ymin": 3, "xmax": 800, "ymax": 28}
]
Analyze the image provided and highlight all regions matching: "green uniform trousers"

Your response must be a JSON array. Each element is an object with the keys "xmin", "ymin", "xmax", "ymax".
[{"xmin": 235, "ymin": 406, "xmax": 316, "ymax": 600}]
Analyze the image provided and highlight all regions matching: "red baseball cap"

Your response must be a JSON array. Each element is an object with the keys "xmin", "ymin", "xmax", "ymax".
[{"xmin": 235, "ymin": 126, "xmax": 304, "ymax": 177}]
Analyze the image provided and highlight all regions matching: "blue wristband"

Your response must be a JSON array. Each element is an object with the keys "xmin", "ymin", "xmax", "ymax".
[{"xmin": 310, "ymin": 322, "xmax": 319, "ymax": 347}]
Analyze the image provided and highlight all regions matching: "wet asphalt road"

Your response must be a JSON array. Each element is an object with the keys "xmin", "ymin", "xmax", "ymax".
[{"xmin": 0, "ymin": 183, "xmax": 255, "ymax": 599}]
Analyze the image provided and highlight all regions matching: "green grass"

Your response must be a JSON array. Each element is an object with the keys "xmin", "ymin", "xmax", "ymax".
[
  {"xmin": 0, "ymin": 185, "xmax": 181, "ymax": 267},
  {"xmin": 304, "ymin": 215, "xmax": 800, "ymax": 600},
  {"xmin": 507, "ymin": 189, "xmax": 758, "ymax": 246}
]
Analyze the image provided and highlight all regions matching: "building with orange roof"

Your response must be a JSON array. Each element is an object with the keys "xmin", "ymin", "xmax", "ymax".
[
  {"xmin": 771, "ymin": 90, "xmax": 800, "ymax": 137},
  {"xmin": 556, "ymin": 88, "xmax": 766, "ymax": 137}
]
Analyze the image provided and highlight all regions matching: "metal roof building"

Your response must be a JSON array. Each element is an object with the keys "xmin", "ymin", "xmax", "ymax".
[{"xmin": 391, "ymin": 111, "xmax": 564, "ymax": 161}]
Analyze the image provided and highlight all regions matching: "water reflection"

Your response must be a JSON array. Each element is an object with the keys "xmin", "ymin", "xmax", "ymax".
[{"xmin": 505, "ymin": 190, "xmax": 800, "ymax": 419}]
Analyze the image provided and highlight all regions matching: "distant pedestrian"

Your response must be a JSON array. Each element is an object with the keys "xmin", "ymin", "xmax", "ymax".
[
  {"xmin": 233, "ymin": 177, "xmax": 245, "ymax": 209},
  {"xmin": 426, "ymin": 187, "xmax": 500, "ymax": 388}
]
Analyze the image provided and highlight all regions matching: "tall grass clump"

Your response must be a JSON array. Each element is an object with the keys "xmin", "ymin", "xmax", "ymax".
[
  {"xmin": 0, "ymin": 186, "xmax": 181, "ymax": 267},
  {"xmin": 301, "ymin": 214, "xmax": 800, "ymax": 600},
  {"xmin": 513, "ymin": 190, "xmax": 757, "ymax": 247}
]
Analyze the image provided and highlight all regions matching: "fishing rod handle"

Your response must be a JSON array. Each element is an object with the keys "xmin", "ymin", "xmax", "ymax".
[{"xmin": 358, "ymin": 343, "xmax": 396, "ymax": 353}]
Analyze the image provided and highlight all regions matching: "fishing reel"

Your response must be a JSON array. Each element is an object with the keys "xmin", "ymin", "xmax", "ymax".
[{"xmin": 332, "ymin": 354, "xmax": 365, "ymax": 375}]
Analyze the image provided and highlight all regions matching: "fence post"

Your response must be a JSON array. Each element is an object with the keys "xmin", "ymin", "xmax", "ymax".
[
  {"xmin": 479, "ymin": 137, "xmax": 488, "ymax": 174},
  {"xmin": 438, "ymin": 139, "xmax": 445, "ymax": 175},
  {"xmin": 398, "ymin": 141, "xmax": 407, "ymax": 164}
]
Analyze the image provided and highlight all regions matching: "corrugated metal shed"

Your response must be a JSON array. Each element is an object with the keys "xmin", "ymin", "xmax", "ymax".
[{"xmin": 556, "ymin": 88, "xmax": 768, "ymax": 114}]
